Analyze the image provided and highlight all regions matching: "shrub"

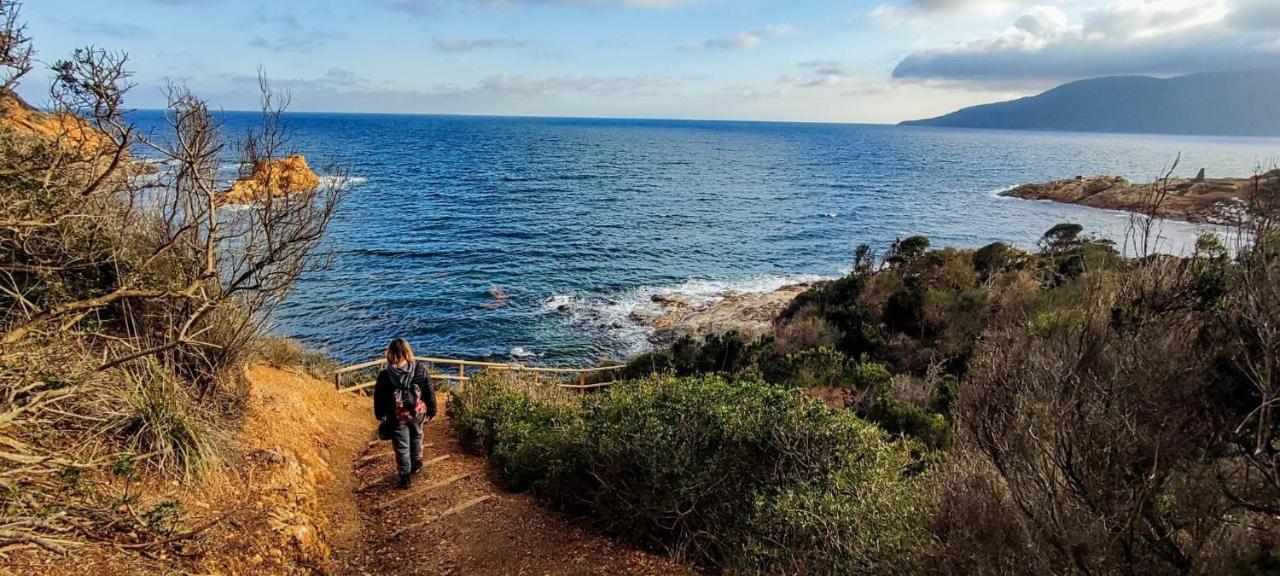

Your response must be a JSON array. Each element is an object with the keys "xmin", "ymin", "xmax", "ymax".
[
  {"xmin": 972, "ymin": 242, "xmax": 1018, "ymax": 277},
  {"xmin": 97, "ymin": 359, "xmax": 218, "ymax": 478},
  {"xmin": 1038, "ymin": 222, "xmax": 1084, "ymax": 252},
  {"xmin": 864, "ymin": 396, "xmax": 949, "ymax": 449},
  {"xmin": 782, "ymin": 347, "xmax": 849, "ymax": 388},
  {"xmin": 450, "ymin": 373, "xmax": 926, "ymax": 574},
  {"xmin": 254, "ymin": 336, "xmax": 338, "ymax": 379},
  {"xmin": 887, "ymin": 235, "xmax": 930, "ymax": 266},
  {"xmin": 774, "ymin": 313, "xmax": 842, "ymax": 355}
]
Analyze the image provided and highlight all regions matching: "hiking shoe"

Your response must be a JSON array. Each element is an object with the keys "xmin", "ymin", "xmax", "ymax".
[
  {"xmin": 397, "ymin": 473, "xmax": 411, "ymax": 489},
  {"xmin": 411, "ymin": 460, "xmax": 423, "ymax": 475}
]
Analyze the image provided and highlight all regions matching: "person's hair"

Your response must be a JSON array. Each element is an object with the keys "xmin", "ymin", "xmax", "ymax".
[{"xmin": 385, "ymin": 338, "xmax": 414, "ymax": 365}]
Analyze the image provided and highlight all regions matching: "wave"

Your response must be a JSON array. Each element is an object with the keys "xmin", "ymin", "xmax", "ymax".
[
  {"xmin": 509, "ymin": 347, "xmax": 542, "ymax": 360},
  {"xmin": 986, "ymin": 184, "xmax": 1020, "ymax": 198},
  {"xmin": 320, "ymin": 175, "xmax": 368, "ymax": 188},
  {"xmin": 542, "ymin": 273, "xmax": 832, "ymax": 358}
]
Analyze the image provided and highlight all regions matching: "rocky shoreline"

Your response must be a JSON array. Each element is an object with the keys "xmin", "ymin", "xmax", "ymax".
[
  {"xmin": 1000, "ymin": 171, "xmax": 1278, "ymax": 224},
  {"xmin": 629, "ymin": 283, "xmax": 813, "ymax": 343}
]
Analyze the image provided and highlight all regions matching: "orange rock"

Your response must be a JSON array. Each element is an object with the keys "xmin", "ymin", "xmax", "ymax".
[
  {"xmin": 0, "ymin": 90, "xmax": 114, "ymax": 154},
  {"xmin": 223, "ymin": 155, "xmax": 321, "ymax": 204}
]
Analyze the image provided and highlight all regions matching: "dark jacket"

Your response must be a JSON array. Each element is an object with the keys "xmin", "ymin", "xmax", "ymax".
[{"xmin": 373, "ymin": 361, "xmax": 437, "ymax": 423}]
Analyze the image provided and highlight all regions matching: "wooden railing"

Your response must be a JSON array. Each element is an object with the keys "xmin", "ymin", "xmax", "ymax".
[{"xmin": 332, "ymin": 356, "xmax": 625, "ymax": 394}]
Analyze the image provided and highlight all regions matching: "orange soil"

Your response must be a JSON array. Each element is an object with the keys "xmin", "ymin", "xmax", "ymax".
[
  {"xmin": 344, "ymin": 391, "xmax": 696, "ymax": 576},
  {"xmin": 8, "ymin": 366, "xmax": 691, "ymax": 575}
]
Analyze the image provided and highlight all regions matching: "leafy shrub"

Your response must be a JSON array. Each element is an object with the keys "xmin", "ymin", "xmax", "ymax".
[
  {"xmin": 865, "ymin": 396, "xmax": 949, "ymax": 449},
  {"xmin": 782, "ymin": 347, "xmax": 849, "ymax": 388},
  {"xmin": 972, "ymin": 241, "xmax": 1020, "ymax": 277},
  {"xmin": 887, "ymin": 235, "xmax": 930, "ymax": 266},
  {"xmin": 450, "ymin": 373, "xmax": 926, "ymax": 574}
]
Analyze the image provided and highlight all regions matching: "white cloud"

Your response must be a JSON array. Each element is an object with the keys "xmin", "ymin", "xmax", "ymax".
[
  {"xmin": 777, "ymin": 61, "xmax": 893, "ymax": 95},
  {"xmin": 678, "ymin": 24, "xmax": 793, "ymax": 52},
  {"xmin": 432, "ymin": 37, "xmax": 534, "ymax": 52},
  {"xmin": 892, "ymin": 0, "xmax": 1280, "ymax": 85},
  {"xmin": 1226, "ymin": 0, "xmax": 1280, "ymax": 30},
  {"xmin": 871, "ymin": 0, "xmax": 1031, "ymax": 21},
  {"xmin": 372, "ymin": 0, "xmax": 698, "ymax": 16}
]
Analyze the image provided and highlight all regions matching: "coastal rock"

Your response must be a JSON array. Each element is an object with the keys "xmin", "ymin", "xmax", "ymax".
[
  {"xmin": 0, "ymin": 89, "xmax": 113, "ymax": 153},
  {"xmin": 646, "ymin": 284, "xmax": 811, "ymax": 343},
  {"xmin": 223, "ymin": 155, "xmax": 321, "ymax": 204},
  {"xmin": 650, "ymin": 293, "xmax": 694, "ymax": 308},
  {"xmin": 1001, "ymin": 173, "xmax": 1277, "ymax": 224}
]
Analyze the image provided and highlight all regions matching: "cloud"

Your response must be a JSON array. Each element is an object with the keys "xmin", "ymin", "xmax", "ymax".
[
  {"xmin": 871, "ymin": 0, "xmax": 1030, "ymax": 20},
  {"xmin": 432, "ymin": 37, "xmax": 535, "ymax": 52},
  {"xmin": 1228, "ymin": 0, "xmax": 1280, "ymax": 30},
  {"xmin": 371, "ymin": 0, "xmax": 696, "ymax": 16},
  {"xmin": 70, "ymin": 21, "xmax": 153, "ymax": 39},
  {"xmin": 228, "ymin": 67, "xmax": 371, "ymax": 92},
  {"xmin": 892, "ymin": 0, "xmax": 1280, "ymax": 85},
  {"xmin": 775, "ymin": 60, "xmax": 892, "ymax": 95},
  {"xmin": 458, "ymin": 73, "xmax": 676, "ymax": 97},
  {"xmin": 678, "ymin": 24, "xmax": 793, "ymax": 52},
  {"xmin": 249, "ymin": 8, "xmax": 346, "ymax": 53}
]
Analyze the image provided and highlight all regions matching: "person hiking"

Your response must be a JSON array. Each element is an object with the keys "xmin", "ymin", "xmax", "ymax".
[{"xmin": 373, "ymin": 338, "xmax": 437, "ymax": 489}]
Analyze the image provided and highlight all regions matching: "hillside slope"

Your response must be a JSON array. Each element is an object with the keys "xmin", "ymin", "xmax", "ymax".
[
  {"xmin": 348, "ymin": 391, "xmax": 694, "ymax": 575},
  {"xmin": 901, "ymin": 70, "xmax": 1280, "ymax": 136},
  {"xmin": 8, "ymin": 366, "xmax": 688, "ymax": 575}
]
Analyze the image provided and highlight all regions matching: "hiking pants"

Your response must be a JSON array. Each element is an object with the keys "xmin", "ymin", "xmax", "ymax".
[{"xmin": 390, "ymin": 415, "xmax": 424, "ymax": 475}]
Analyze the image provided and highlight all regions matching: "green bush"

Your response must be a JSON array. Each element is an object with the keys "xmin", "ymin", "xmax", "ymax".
[
  {"xmin": 782, "ymin": 346, "xmax": 849, "ymax": 388},
  {"xmin": 865, "ymin": 396, "xmax": 949, "ymax": 450},
  {"xmin": 450, "ymin": 373, "xmax": 926, "ymax": 574}
]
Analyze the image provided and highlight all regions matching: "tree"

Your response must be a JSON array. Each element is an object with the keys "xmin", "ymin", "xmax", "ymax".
[
  {"xmin": 0, "ymin": 9, "xmax": 348, "ymax": 554},
  {"xmin": 1037, "ymin": 222, "xmax": 1083, "ymax": 253},
  {"xmin": 887, "ymin": 235, "xmax": 929, "ymax": 266}
]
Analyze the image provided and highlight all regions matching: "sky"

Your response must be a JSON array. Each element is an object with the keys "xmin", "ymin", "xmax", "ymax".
[{"xmin": 14, "ymin": 0, "xmax": 1280, "ymax": 123}]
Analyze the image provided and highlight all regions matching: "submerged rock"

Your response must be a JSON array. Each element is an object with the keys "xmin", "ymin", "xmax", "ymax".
[{"xmin": 223, "ymin": 155, "xmax": 321, "ymax": 204}]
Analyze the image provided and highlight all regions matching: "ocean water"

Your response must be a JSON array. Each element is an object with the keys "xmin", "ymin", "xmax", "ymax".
[{"xmin": 130, "ymin": 112, "xmax": 1280, "ymax": 365}]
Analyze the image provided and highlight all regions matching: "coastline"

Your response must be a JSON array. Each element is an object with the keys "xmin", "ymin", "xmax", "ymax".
[
  {"xmin": 999, "ymin": 172, "xmax": 1277, "ymax": 225},
  {"xmin": 628, "ymin": 283, "xmax": 814, "ymax": 343}
]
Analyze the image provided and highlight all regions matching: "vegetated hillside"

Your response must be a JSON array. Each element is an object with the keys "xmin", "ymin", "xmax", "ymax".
[
  {"xmin": 599, "ymin": 209, "xmax": 1280, "ymax": 573},
  {"xmin": 0, "ymin": 0, "xmax": 351, "ymax": 565},
  {"xmin": 901, "ymin": 70, "xmax": 1280, "ymax": 136}
]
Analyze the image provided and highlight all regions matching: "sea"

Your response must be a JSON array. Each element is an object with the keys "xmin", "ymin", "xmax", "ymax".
[{"xmin": 129, "ymin": 112, "xmax": 1280, "ymax": 365}]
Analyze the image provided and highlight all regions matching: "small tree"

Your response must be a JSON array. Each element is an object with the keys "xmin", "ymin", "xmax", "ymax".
[
  {"xmin": 886, "ymin": 235, "xmax": 929, "ymax": 266},
  {"xmin": 1037, "ymin": 222, "xmax": 1083, "ymax": 253}
]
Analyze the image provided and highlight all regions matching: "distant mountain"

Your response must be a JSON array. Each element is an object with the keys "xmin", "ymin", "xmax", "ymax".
[{"xmin": 901, "ymin": 71, "xmax": 1280, "ymax": 137}]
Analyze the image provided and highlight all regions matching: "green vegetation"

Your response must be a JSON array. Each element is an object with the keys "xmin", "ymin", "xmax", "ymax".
[
  {"xmin": 449, "ymin": 373, "xmax": 926, "ymax": 574},
  {"xmin": 608, "ymin": 210, "xmax": 1280, "ymax": 573}
]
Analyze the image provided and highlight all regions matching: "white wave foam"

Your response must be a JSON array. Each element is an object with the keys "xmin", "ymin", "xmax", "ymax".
[
  {"xmin": 986, "ymin": 185, "xmax": 1019, "ymax": 198},
  {"xmin": 542, "ymin": 273, "xmax": 833, "ymax": 358},
  {"xmin": 510, "ymin": 347, "xmax": 541, "ymax": 360},
  {"xmin": 319, "ymin": 175, "xmax": 368, "ymax": 188}
]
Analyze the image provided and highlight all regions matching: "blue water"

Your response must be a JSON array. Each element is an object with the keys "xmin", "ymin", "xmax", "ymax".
[{"xmin": 131, "ymin": 112, "xmax": 1280, "ymax": 364}]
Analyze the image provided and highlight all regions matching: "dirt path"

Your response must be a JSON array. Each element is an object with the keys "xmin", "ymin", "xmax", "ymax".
[{"xmin": 343, "ymin": 393, "xmax": 693, "ymax": 576}]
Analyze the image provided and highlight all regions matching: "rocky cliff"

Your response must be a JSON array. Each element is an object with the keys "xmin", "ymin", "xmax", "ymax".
[
  {"xmin": 223, "ymin": 155, "xmax": 321, "ymax": 204},
  {"xmin": 1002, "ymin": 171, "xmax": 1278, "ymax": 224},
  {"xmin": 631, "ymin": 284, "xmax": 812, "ymax": 342},
  {"xmin": 0, "ymin": 89, "xmax": 113, "ymax": 153}
]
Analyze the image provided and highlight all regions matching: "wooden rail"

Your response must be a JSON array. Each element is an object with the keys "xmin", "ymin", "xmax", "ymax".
[{"xmin": 332, "ymin": 356, "xmax": 624, "ymax": 393}]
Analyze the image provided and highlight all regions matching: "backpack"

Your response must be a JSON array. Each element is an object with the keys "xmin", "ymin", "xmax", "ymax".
[{"xmin": 393, "ymin": 361, "xmax": 427, "ymax": 423}]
